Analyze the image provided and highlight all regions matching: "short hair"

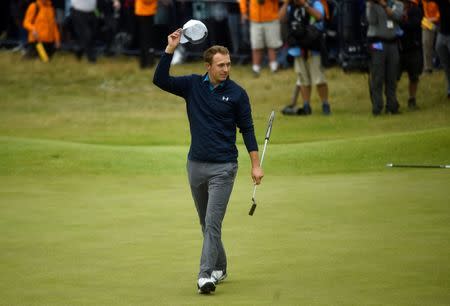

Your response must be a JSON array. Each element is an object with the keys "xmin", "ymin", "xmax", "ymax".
[{"xmin": 203, "ymin": 45, "xmax": 230, "ymax": 65}]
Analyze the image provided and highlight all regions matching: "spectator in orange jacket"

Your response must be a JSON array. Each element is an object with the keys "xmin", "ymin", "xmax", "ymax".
[
  {"xmin": 240, "ymin": 0, "xmax": 283, "ymax": 76},
  {"xmin": 23, "ymin": 0, "xmax": 61, "ymax": 59},
  {"xmin": 422, "ymin": 0, "xmax": 440, "ymax": 73},
  {"xmin": 135, "ymin": 0, "xmax": 158, "ymax": 69}
]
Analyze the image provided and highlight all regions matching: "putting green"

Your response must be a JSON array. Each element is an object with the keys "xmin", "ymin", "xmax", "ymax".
[{"xmin": 1, "ymin": 171, "xmax": 449, "ymax": 305}]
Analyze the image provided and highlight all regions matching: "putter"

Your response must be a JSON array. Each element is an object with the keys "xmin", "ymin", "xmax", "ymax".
[
  {"xmin": 386, "ymin": 163, "xmax": 450, "ymax": 169},
  {"xmin": 249, "ymin": 110, "xmax": 275, "ymax": 216}
]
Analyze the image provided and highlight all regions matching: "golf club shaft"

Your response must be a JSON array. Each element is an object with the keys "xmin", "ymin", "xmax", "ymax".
[
  {"xmin": 386, "ymin": 163, "xmax": 450, "ymax": 169},
  {"xmin": 252, "ymin": 138, "xmax": 269, "ymax": 199},
  {"xmin": 249, "ymin": 111, "xmax": 275, "ymax": 216}
]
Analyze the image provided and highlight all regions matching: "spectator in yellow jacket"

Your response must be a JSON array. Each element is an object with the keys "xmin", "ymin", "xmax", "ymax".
[
  {"xmin": 23, "ymin": 0, "xmax": 61, "ymax": 59},
  {"xmin": 240, "ymin": 0, "xmax": 283, "ymax": 76}
]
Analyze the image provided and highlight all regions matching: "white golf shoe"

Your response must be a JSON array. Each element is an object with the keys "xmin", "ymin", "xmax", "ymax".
[
  {"xmin": 211, "ymin": 270, "xmax": 227, "ymax": 284},
  {"xmin": 197, "ymin": 277, "xmax": 216, "ymax": 294}
]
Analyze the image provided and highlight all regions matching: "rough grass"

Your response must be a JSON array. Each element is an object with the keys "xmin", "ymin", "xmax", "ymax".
[
  {"xmin": 1, "ymin": 52, "xmax": 448, "ymax": 145},
  {"xmin": 0, "ymin": 51, "xmax": 449, "ymax": 305}
]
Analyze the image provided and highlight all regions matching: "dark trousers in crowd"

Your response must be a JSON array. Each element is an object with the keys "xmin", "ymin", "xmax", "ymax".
[
  {"xmin": 102, "ymin": 15, "xmax": 119, "ymax": 55},
  {"xmin": 436, "ymin": 33, "xmax": 450, "ymax": 95},
  {"xmin": 369, "ymin": 41, "xmax": 400, "ymax": 115},
  {"xmin": 398, "ymin": 48, "xmax": 423, "ymax": 83},
  {"xmin": 137, "ymin": 15, "xmax": 155, "ymax": 69},
  {"xmin": 71, "ymin": 8, "xmax": 97, "ymax": 63}
]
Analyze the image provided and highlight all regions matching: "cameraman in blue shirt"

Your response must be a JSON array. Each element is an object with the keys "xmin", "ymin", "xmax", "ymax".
[{"xmin": 280, "ymin": 0, "xmax": 332, "ymax": 116}]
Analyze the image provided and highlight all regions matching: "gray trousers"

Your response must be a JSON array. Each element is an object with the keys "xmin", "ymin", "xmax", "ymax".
[
  {"xmin": 436, "ymin": 33, "xmax": 450, "ymax": 94},
  {"xmin": 369, "ymin": 41, "xmax": 400, "ymax": 114},
  {"xmin": 187, "ymin": 160, "xmax": 238, "ymax": 279}
]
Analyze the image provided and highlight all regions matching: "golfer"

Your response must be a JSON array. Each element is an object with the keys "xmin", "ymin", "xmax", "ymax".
[{"xmin": 153, "ymin": 29, "xmax": 264, "ymax": 294}]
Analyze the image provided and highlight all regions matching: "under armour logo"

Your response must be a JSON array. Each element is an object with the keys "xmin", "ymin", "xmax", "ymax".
[{"xmin": 222, "ymin": 96, "xmax": 229, "ymax": 102}]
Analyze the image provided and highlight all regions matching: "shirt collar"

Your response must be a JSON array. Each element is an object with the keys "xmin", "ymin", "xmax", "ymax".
[{"xmin": 203, "ymin": 73, "xmax": 224, "ymax": 91}]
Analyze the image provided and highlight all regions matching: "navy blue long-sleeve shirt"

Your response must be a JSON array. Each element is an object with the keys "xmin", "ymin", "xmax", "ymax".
[{"xmin": 153, "ymin": 52, "xmax": 258, "ymax": 163}]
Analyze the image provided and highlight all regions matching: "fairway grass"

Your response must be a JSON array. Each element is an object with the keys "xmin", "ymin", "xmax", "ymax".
[
  {"xmin": 1, "ymin": 127, "xmax": 449, "ymax": 176},
  {"xmin": 1, "ymin": 51, "xmax": 450, "ymax": 305},
  {"xmin": 1, "ymin": 134, "xmax": 450, "ymax": 305}
]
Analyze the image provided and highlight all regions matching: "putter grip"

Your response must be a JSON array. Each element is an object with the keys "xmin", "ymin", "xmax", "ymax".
[{"xmin": 249, "ymin": 203, "xmax": 257, "ymax": 216}]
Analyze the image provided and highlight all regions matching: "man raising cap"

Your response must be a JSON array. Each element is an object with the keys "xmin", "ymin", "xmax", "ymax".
[{"xmin": 153, "ymin": 29, "xmax": 264, "ymax": 294}]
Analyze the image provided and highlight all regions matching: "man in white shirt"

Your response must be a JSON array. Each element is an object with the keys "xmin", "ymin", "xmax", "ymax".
[{"xmin": 71, "ymin": 0, "xmax": 97, "ymax": 63}]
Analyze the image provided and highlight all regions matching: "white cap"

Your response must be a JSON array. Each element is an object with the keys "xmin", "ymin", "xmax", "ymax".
[{"xmin": 180, "ymin": 19, "xmax": 208, "ymax": 45}]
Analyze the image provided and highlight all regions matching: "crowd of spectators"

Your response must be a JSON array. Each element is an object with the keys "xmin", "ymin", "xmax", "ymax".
[
  {"xmin": 0, "ymin": 0, "xmax": 251, "ymax": 64},
  {"xmin": 0, "ymin": 0, "xmax": 449, "ymax": 115}
]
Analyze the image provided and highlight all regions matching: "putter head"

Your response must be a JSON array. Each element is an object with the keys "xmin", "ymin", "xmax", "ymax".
[{"xmin": 249, "ymin": 197, "xmax": 257, "ymax": 216}]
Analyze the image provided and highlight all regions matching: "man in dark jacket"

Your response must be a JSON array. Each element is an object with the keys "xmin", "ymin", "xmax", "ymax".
[
  {"xmin": 398, "ymin": 0, "xmax": 423, "ymax": 109},
  {"xmin": 71, "ymin": 0, "xmax": 98, "ymax": 63},
  {"xmin": 153, "ymin": 29, "xmax": 264, "ymax": 295},
  {"xmin": 432, "ymin": 0, "xmax": 450, "ymax": 98}
]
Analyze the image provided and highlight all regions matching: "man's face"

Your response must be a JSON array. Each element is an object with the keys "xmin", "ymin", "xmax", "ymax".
[{"xmin": 206, "ymin": 53, "xmax": 231, "ymax": 85}]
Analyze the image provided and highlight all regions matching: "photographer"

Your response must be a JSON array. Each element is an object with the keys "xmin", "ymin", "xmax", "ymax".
[
  {"xmin": 280, "ymin": 0, "xmax": 331, "ymax": 116},
  {"xmin": 366, "ymin": 0, "xmax": 404, "ymax": 115}
]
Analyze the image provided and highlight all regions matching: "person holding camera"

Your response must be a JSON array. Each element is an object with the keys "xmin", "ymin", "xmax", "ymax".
[
  {"xmin": 366, "ymin": 0, "xmax": 404, "ymax": 115},
  {"xmin": 280, "ymin": 0, "xmax": 331, "ymax": 116}
]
